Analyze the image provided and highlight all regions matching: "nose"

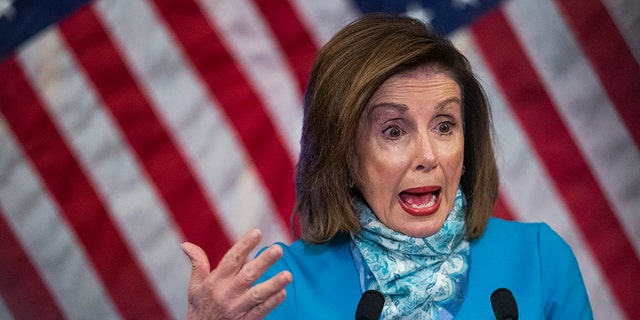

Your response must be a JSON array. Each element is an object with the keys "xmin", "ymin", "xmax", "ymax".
[{"xmin": 413, "ymin": 134, "xmax": 437, "ymax": 171}]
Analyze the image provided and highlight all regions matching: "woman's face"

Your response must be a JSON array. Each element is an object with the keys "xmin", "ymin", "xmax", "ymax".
[{"xmin": 354, "ymin": 68, "xmax": 464, "ymax": 238}]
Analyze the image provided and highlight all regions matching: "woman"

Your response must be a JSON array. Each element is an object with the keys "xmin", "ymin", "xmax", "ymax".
[{"xmin": 182, "ymin": 14, "xmax": 592, "ymax": 319}]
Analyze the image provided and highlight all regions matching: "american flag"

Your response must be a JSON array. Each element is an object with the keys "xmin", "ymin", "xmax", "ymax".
[{"xmin": 0, "ymin": 0, "xmax": 637, "ymax": 319}]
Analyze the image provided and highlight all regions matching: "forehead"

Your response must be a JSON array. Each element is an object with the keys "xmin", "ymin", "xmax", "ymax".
[{"xmin": 366, "ymin": 68, "xmax": 461, "ymax": 109}]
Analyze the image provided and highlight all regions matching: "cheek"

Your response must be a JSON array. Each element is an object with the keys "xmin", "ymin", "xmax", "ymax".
[
  {"xmin": 445, "ymin": 145, "xmax": 464, "ymax": 167},
  {"xmin": 437, "ymin": 139, "xmax": 464, "ymax": 180},
  {"xmin": 361, "ymin": 148, "xmax": 410, "ymax": 181},
  {"xmin": 356, "ymin": 148, "xmax": 409, "ymax": 200}
]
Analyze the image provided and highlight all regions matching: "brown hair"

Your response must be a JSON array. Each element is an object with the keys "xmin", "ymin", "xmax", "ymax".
[{"xmin": 294, "ymin": 13, "xmax": 498, "ymax": 243}]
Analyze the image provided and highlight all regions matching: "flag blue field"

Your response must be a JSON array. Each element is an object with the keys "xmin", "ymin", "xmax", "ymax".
[{"xmin": 0, "ymin": 0, "xmax": 638, "ymax": 318}]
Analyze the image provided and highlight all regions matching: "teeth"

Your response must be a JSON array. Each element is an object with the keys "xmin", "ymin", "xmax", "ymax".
[{"xmin": 411, "ymin": 193, "xmax": 436, "ymax": 209}]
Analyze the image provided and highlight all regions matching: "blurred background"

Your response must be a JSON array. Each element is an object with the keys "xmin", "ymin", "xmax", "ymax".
[{"xmin": 0, "ymin": 0, "xmax": 638, "ymax": 319}]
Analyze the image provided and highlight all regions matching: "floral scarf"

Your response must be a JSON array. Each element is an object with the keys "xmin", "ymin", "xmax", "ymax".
[{"xmin": 350, "ymin": 187, "xmax": 470, "ymax": 319}]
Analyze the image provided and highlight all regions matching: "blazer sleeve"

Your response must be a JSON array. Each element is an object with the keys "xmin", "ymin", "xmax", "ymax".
[{"xmin": 538, "ymin": 223, "xmax": 593, "ymax": 319}]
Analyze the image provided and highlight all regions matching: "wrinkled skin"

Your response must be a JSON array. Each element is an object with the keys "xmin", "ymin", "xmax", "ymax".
[
  {"xmin": 354, "ymin": 69, "xmax": 464, "ymax": 238},
  {"xmin": 182, "ymin": 229, "xmax": 292, "ymax": 319}
]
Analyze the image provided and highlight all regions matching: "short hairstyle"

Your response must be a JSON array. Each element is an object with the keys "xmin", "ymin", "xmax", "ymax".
[{"xmin": 294, "ymin": 13, "xmax": 499, "ymax": 243}]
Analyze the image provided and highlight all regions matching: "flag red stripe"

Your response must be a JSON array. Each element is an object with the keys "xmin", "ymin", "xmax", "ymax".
[
  {"xmin": 255, "ymin": 0, "xmax": 318, "ymax": 94},
  {"xmin": 493, "ymin": 194, "xmax": 516, "ymax": 221},
  {"xmin": 0, "ymin": 58, "xmax": 169, "ymax": 320},
  {"xmin": 151, "ymin": 0, "xmax": 297, "ymax": 229},
  {"xmin": 0, "ymin": 208, "xmax": 64, "ymax": 320},
  {"xmin": 471, "ymin": 10, "xmax": 640, "ymax": 319},
  {"xmin": 554, "ymin": 0, "xmax": 640, "ymax": 146},
  {"xmin": 58, "ymin": 7, "xmax": 233, "ymax": 264}
]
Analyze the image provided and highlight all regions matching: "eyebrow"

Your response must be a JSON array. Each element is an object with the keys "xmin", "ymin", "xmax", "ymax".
[
  {"xmin": 367, "ymin": 102, "xmax": 409, "ymax": 118},
  {"xmin": 434, "ymin": 97, "xmax": 462, "ymax": 113},
  {"xmin": 367, "ymin": 96, "xmax": 462, "ymax": 117}
]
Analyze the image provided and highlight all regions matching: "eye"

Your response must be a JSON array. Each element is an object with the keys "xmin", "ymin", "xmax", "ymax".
[
  {"xmin": 383, "ymin": 125, "xmax": 404, "ymax": 139},
  {"xmin": 436, "ymin": 121, "xmax": 454, "ymax": 135}
]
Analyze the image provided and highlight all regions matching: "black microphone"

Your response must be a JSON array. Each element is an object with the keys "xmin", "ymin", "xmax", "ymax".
[
  {"xmin": 355, "ymin": 290, "xmax": 384, "ymax": 320},
  {"xmin": 491, "ymin": 288, "xmax": 519, "ymax": 320}
]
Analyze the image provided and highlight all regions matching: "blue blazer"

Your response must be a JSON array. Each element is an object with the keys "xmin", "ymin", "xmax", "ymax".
[{"xmin": 258, "ymin": 218, "xmax": 593, "ymax": 319}]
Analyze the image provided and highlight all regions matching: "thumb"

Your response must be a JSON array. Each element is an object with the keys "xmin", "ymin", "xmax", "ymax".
[{"xmin": 181, "ymin": 242, "xmax": 211, "ymax": 287}]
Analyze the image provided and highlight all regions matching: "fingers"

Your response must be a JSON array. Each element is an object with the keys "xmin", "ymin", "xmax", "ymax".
[
  {"xmin": 181, "ymin": 242, "xmax": 211, "ymax": 286},
  {"xmin": 240, "ymin": 271, "xmax": 292, "ymax": 318},
  {"xmin": 231, "ymin": 244, "xmax": 285, "ymax": 290},
  {"xmin": 244, "ymin": 288, "xmax": 287, "ymax": 320},
  {"xmin": 183, "ymin": 229, "xmax": 291, "ymax": 319},
  {"xmin": 218, "ymin": 244, "xmax": 289, "ymax": 315},
  {"xmin": 216, "ymin": 228, "xmax": 263, "ymax": 277}
]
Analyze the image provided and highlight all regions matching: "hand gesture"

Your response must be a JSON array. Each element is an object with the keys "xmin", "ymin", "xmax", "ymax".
[{"xmin": 182, "ymin": 229, "xmax": 292, "ymax": 319}]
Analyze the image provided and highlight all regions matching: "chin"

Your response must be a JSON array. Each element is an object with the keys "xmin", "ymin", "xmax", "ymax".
[{"xmin": 401, "ymin": 225, "xmax": 441, "ymax": 238}]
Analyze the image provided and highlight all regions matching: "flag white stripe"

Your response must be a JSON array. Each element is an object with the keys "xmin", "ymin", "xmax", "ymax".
[
  {"xmin": 602, "ymin": 0, "xmax": 640, "ymax": 64},
  {"xmin": 195, "ymin": 0, "xmax": 303, "ymax": 162},
  {"xmin": 289, "ymin": 0, "xmax": 358, "ymax": 46},
  {"xmin": 452, "ymin": 30, "xmax": 626, "ymax": 320},
  {"xmin": 504, "ymin": 0, "xmax": 640, "ymax": 257},
  {"xmin": 0, "ymin": 113, "xmax": 121, "ymax": 320},
  {"xmin": 0, "ymin": 296, "xmax": 14, "ymax": 320},
  {"xmin": 95, "ymin": 0, "xmax": 290, "ymax": 250},
  {"xmin": 18, "ymin": 27, "xmax": 190, "ymax": 319}
]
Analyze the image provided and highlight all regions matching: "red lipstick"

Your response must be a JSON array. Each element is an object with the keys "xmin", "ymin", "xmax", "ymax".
[{"xmin": 398, "ymin": 186, "xmax": 441, "ymax": 216}]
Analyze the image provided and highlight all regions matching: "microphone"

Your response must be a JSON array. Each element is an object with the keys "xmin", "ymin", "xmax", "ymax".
[
  {"xmin": 490, "ymin": 288, "xmax": 518, "ymax": 320},
  {"xmin": 355, "ymin": 290, "xmax": 384, "ymax": 320}
]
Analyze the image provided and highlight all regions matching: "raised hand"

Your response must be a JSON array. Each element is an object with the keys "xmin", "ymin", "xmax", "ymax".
[{"xmin": 182, "ymin": 229, "xmax": 292, "ymax": 319}]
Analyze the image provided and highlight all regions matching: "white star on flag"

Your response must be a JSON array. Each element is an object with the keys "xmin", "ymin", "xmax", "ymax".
[
  {"xmin": 406, "ymin": 2, "xmax": 436, "ymax": 24},
  {"xmin": 0, "ymin": 0, "xmax": 16, "ymax": 20},
  {"xmin": 452, "ymin": 0, "xmax": 480, "ymax": 10}
]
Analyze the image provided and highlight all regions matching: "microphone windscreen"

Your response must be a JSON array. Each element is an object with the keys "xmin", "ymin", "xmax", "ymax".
[
  {"xmin": 490, "ymin": 288, "xmax": 519, "ymax": 320},
  {"xmin": 355, "ymin": 290, "xmax": 385, "ymax": 320}
]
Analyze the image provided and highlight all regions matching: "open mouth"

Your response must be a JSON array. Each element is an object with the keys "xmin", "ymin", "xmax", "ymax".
[{"xmin": 398, "ymin": 187, "xmax": 441, "ymax": 216}]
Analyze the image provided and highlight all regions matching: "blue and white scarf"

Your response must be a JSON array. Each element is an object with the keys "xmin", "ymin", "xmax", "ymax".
[{"xmin": 350, "ymin": 187, "xmax": 470, "ymax": 319}]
